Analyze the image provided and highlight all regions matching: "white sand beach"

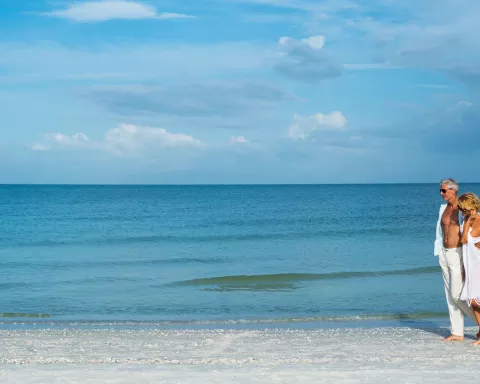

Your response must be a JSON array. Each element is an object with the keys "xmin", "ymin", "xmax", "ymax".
[{"xmin": 2, "ymin": 327, "xmax": 480, "ymax": 383}]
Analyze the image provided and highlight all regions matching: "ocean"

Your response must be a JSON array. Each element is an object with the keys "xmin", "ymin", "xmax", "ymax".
[{"xmin": 1, "ymin": 184, "xmax": 479, "ymax": 330}]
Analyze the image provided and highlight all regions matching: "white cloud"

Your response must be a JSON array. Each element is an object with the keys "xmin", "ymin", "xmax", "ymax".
[
  {"xmin": 301, "ymin": 35, "xmax": 325, "ymax": 50},
  {"xmin": 287, "ymin": 111, "xmax": 347, "ymax": 140},
  {"xmin": 43, "ymin": 1, "xmax": 193, "ymax": 22},
  {"xmin": 279, "ymin": 35, "xmax": 325, "ymax": 50},
  {"xmin": 30, "ymin": 124, "xmax": 203, "ymax": 156},
  {"xmin": 278, "ymin": 36, "xmax": 293, "ymax": 46},
  {"xmin": 29, "ymin": 143, "xmax": 50, "ymax": 151},
  {"xmin": 278, "ymin": 35, "xmax": 325, "ymax": 50},
  {"xmin": 105, "ymin": 124, "xmax": 202, "ymax": 154},
  {"xmin": 47, "ymin": 132, "xmax": 91, "ymax": 147},
  {"xmin": 229, "ymin": 135, "xmax": 250, "ymax": 144},
  {"xmin": 29, "ymin": 132, "xmax": 92, "ymax": 151},
  {"xmin": 225, "ymin": 135, "xmax": 266, "ymax": 153}
]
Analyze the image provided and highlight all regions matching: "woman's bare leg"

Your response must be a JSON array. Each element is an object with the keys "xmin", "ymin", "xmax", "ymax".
[{"xmin": 469, "ymin": 300, "xmax": 480, "ymax": 345}]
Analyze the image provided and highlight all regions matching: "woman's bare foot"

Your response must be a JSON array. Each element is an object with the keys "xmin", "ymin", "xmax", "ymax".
[
  {"xmin": 472, "ymin": 339, "xmax": 480, "ymax": 346},
  {"xmin": 443, "ymin": 334, "xmax": 464, "ymax": 342}
]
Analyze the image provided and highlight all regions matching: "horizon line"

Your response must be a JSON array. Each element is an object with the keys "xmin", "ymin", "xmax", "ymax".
[{"xmin": 2, "ymin": 182, "xmax": 480, "ymax": 186}]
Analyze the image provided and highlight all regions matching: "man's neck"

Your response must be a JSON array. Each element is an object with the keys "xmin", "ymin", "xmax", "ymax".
[{"xmin": 447, "ymin": 196, "xmax": 458, "ymax": 207}]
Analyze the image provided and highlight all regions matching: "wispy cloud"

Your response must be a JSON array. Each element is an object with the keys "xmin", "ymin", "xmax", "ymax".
[
  {"xmin": 0, "ymin": 41, "xmax": 266, "ymax": 83},
  {"xmin": 446, "ymin": 66, "xmax": 480, "ymax": 87},
  {"xmin": 416, "ymin": 101, "xmax": 480, "ymax": 152},
  {"xmin": 274, "ymin": 35, "xmax": 342, "ymax": 82},
  {"xmin": 85, "ymin": 82, "xmax": 295, "ymax": 118},
  {"xmin": 0, "ymin": 72, "xmax": 128, "ymax": 84},
  {"xmin": 416, "ymin": 84, "xmax": 450, "ymax": 89},
  {"xmin": 43, "ymin": 1, "xmax": 194, "ymax": 22},
  {"xmin": 28, "ymin": 143, "xmax": 49, "ymax": 151},
  {"xmin": 226, "ymin": 0, "xmax": 316, "ymax": 11},
  {"xmin": 349, "ymin": 99, "xmax": 480, "ymax": 154},
  {"xmin": 225, "ymin": 0, "xmax": 359, "ymax": 13},
  {"xmin": 344, "ymin": 62, "xmax": 401, "ymax": 70},
  {"xmin": 241, "ymin": 13, "xmax": 304, "ymax": 24},
  {"xmin": 325, "ymin": 0, "xmax": 480, "ymax": 83}
]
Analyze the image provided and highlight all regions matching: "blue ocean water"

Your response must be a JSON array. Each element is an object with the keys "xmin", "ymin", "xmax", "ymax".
[{"xmin": 1, "ymin": 184, "xmax": 480, "ymax": 329}]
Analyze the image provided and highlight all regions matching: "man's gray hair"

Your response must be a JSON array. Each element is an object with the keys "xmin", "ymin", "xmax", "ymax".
[{"xmin": 440, "ymin": 178, "xmax": 459, "ymax": 191}]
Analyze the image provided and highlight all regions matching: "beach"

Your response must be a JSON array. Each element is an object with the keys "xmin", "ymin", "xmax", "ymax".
[{"xmin": 3, "ymin": 326, "xmax": 480, "ymax": 383}]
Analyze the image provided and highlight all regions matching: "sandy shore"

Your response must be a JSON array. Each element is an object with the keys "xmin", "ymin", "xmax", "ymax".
[{"xmin": 2, "ymin": 327, "xmax": 480, "ymax": 383}]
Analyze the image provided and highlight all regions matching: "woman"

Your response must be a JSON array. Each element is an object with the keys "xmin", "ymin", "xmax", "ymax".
[{"xmin": 458, "ymin": 192, "xmax": 480, "ymax": 345}]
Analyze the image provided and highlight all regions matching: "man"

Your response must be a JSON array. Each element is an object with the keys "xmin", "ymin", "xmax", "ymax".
[{"xmin": 435, "ymin": 178, "xmax": 479, "ymax": 341}]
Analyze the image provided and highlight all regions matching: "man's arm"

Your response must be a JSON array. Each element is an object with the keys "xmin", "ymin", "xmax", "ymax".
[{"xmin": 434, "ymin": 206, "xmax": 444, "ymax": 256}]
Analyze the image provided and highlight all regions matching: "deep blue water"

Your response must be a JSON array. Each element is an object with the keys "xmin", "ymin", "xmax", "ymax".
[{"xmin": 1, "ymin": 184, "xmax": 480, "ymax": 329}]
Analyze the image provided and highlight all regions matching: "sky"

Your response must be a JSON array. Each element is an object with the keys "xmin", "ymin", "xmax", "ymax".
[{"xmin": 1, "ymin": 0, "xmax": 480, "ymax": 184}]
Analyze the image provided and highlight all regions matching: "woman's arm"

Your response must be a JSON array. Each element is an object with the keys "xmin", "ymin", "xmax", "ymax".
[{"xmin": 461, "ymin": 216, "xmax": 472, "ymax": 244}]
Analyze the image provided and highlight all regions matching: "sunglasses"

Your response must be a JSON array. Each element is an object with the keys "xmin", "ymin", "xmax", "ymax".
[{"xmin": 440, "ymin": 189, "xmax": 450, "ymax": 193}]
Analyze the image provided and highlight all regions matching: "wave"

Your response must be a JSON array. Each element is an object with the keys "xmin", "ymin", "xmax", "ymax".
[
  {"xmin": 173, "ymin": 266, "xmax": 439, "ymax": 290},
  {"xmin": 0, "ymin": 312, "xmax": 51, "ymax": 318},
  {"xmin": 203, "ymin": 282, "xmax": 298, "ymax": 292},
  {"xmin": 6, "ymin": 227, "xmax": 413, "ymax": 248},
  {"xmin": 0, "ymin": 276, "xmax": 151, "ymax": 290},
  {"xmin": 0, "ymin": 257, "xmax": 222, "ymax": 270},
  {"xmin": 0, "ymin": 266, "xmax": 438, "ymax": 291},
  {"xmin": 0, "ymin": 312, "xmax": 448, "ymax": 325},
  {"xmin": 0, "ymin": 282, "xmax": 31, "ymax": 289}
]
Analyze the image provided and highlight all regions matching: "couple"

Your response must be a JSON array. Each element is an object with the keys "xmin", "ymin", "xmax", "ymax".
[{"xmin": 435, "ymin": 178, "xmax": 480, "ymax": 344}]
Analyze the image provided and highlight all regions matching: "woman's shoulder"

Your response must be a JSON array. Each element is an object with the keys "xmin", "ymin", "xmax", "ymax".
[{"xmin": 470, "ymin": 218, "xmax": 480, "ymax": 238}]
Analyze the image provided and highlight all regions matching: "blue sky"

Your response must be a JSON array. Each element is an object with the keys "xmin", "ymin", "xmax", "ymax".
[{"xmin": 1, "ymin": 0, "xmax": 480, "ymax": 184}]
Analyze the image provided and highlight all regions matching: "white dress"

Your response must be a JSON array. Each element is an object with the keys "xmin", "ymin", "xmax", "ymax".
[{"xmin": 460, "ymin": 228, "xmax": 480, "ymax": 306}]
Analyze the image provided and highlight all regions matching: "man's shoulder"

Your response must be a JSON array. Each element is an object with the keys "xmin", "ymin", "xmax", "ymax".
[{"xmin": 437, "ymin": 204, "xmax": 447, "ymax": 217}]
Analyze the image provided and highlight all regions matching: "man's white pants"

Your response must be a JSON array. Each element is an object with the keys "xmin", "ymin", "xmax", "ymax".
[{"xmin": 439, "ymin": 247, "xmax": 476, "ymax": 336}]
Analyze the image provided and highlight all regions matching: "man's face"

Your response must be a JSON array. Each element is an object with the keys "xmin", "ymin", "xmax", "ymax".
[{"xmin": 440, "ymin": 184, "xmax": 456, "ymax": 201}]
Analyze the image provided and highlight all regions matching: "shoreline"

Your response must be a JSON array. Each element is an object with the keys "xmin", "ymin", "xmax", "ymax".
[
  {"xmin": 3, "ymin": 327, "xmax": 480, "ymax": 383},
  {"xmin": 0, "ymin": 316, "xmax": 453, "ymax": 332}
]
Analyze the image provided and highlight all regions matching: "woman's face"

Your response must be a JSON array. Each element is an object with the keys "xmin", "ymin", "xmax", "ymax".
[{"xmin": 459, "ymin": 206, "xmax": 476, "ymax": 217}]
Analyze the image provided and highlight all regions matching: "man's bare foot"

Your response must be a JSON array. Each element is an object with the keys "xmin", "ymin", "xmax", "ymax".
[
  {"xmin": 443, "ymin": 334, "xmax": 464, "ymax": 342},
  {"xmin": 473, "ymin": 339, "xmax": 480, "ymax": 346}
]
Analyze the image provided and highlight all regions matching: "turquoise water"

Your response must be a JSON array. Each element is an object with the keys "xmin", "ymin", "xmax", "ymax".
[{"xmin": 1, "ymin": 184, "xmax": 480, "ymax": 329}]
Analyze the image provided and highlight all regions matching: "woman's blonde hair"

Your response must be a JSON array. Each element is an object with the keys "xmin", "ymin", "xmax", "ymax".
[{"xmin": 458, "ymin": 193, "xmax": 480, "ymax": 212}]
